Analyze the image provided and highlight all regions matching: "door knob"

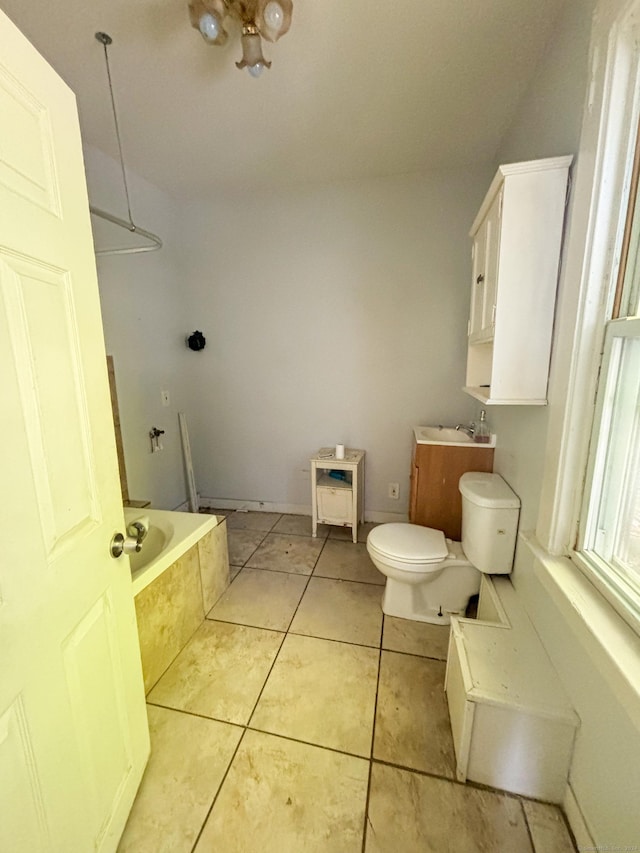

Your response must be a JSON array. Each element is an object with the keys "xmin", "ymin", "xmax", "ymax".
[
  {"xmin": 110, "ymin": 530, "xmax": 143, "ymax": 558},
  {"xmin": 110, "ymin": 519, "xmax": 148, "ymax": 558}
]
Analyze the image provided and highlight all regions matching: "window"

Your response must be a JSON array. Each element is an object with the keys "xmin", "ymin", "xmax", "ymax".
[
  {"xmin": 579, "ymin": 121, "xmax": 640, "ymax": 620},
  {"xmin": 582, "ymin": 318, "xmax": 640, "ymax": 612}
]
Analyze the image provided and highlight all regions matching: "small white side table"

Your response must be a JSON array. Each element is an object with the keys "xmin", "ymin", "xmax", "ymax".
[{"xmin": 310, "ymin": 448, "xmax": 365, "ymax": 543}]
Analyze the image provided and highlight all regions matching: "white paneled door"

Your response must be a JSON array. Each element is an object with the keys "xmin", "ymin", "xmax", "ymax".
[{"xmin": 0, "ymin": 11, "xmax": 149, "ymax": 852}]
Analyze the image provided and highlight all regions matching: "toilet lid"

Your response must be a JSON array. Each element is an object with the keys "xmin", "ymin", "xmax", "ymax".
[{"xmin": 368, "ymin": 523, "xmax": 448, "ymax": 564}]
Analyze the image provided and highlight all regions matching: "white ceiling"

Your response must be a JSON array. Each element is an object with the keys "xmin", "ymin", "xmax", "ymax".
[{"xmin": 2, "ymin": 0, "xmax": 566, "ymax": 199}]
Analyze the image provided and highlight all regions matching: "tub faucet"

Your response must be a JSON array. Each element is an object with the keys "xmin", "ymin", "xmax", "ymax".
[
  {"xmin": 125, "ymin": 521, "xmax": 148, "ymax": 553},
  {"xmin": 110, "ymin": 520, "xmax": 148, "ymax": 558},
  {"xmin": 455, "ymin": 422, "xmax": 476, "ymax": 438}
]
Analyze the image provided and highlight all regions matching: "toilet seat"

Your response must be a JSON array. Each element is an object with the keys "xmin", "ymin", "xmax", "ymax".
[{"xmin": 367, "ymin": 523, "xmax": 448, "ymax": 570}]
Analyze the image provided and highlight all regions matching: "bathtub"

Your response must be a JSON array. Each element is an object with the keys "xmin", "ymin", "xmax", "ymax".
[
  {"xmin": 124, "ymin": 506, "xmax": 230, "ymax": 693},
  {"xmin": 123, "ymin": 506, "xmax": 219, "ymax": 596}
]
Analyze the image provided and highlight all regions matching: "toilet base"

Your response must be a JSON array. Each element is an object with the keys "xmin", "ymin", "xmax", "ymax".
[{"xmin": 381, "ymin": 566, "xmax": 481, "ymax": 625}]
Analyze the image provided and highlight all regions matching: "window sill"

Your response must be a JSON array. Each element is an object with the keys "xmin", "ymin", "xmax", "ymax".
[{"xmin": 520, "ymin": 531, "xmax": 640, "ymax": 727}]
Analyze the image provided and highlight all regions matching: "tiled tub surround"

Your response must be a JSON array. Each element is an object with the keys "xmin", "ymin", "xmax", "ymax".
[
  {"xmin": 128, "ymin": 508, "xmax": 230, "ymax": 694},
  {"xmin": 119, "ymin": 511, "xmax": 576, "ymax": 852}
]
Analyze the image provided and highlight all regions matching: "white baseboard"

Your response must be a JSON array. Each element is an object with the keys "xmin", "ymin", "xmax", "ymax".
[
  {"xmin": 198, "ymin": 497, "xmax": 311, "ymax": 515},
  {"xmin": 366, "ymin": 509, "xmax": 408, "ymax": 524},
  {"xmin": 563, "ymin": 783, "xmax": 594, "ymax": 849},
  {"xmin": 198, "ymin": 496, "xmax": 407, "ymax": 525}
]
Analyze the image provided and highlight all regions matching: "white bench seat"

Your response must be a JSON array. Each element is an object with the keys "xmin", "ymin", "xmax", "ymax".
[{"xmin": 445, "ymin": 575, "xmax": 579, "ymax": 802}]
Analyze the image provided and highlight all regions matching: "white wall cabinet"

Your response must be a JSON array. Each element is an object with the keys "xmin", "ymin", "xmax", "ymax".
[{"xmin": 464, "ymin": 156, "xmax": 572, "ymax": 405}]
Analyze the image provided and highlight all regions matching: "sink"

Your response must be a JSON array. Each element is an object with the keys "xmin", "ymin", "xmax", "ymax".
[
  {"xmin": 419, "ymin": 426, "xmax": 473, "ymax": 443},
  {"xmin": 414, "ymin": 426, "xmax": 496, "ymax": 447}
]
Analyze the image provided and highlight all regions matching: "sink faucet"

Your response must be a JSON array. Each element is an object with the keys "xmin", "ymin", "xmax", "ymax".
[{"xmin": 455, "ymin": 422, "xmax": 476, "ymax": 438}]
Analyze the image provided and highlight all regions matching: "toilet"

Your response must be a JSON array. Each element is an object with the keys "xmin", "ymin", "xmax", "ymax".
[{"xmin": 366, "ymin": 472, "xmax": 520, "ymax": 624}]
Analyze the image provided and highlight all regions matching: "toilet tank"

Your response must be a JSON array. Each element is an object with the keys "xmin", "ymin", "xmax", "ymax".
[{"xmin": 459, "ymin": 472, "xmax": 520, "ymax": 574}]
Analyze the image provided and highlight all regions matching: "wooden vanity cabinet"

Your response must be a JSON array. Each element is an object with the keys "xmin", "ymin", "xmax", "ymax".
[{"xmin": 409, "ymin": 442, "xmax": 494, "ymax": 540}]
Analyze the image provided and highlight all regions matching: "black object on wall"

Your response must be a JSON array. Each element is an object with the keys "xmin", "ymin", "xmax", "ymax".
[{"xmin": 187, "ymin": 331, "xmax": 206, "ymax": 351}]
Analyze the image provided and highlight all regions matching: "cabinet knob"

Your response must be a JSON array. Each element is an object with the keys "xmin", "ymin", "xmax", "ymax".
[{"xmin": 476, "ymin": 274, "xmax": 485, "ymax": 284}]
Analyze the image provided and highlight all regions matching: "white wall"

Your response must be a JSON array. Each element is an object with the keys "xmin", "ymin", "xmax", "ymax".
[
  {"xmin": 83, "ymin": 138, "xmax": 492, "ymax": 522},
  {"xmin": 489, "ymin": 0, "xmax": 640, "ymax": 844},
  {"xmin": 490, "ymin": 0, "xmax": 597, "ymax": 530},
  {"xmin": 84, "ymin": 146, "xmax": 192, "ymax": 510},
  {"xmin": 176, "ymin": 170, "xmax": 490, "ymax": 517}
]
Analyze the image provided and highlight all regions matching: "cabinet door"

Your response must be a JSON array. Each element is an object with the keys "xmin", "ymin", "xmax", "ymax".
[
  {"xmin": 469, "ymin": 189, "xmax": 502, "ymax": 344},
  {"xmin": 409, "ymin": 462, "xmax": 419, "ymax": 524},
  {"xmin": 480, "ymin": 189, "xmax": 502, "ymax": 336},
  {"xmin": 317, "ymin": 487, "xmax": 352, "ymax": 525},
  {"xmin": 411, "ymin": 444, "xmax": 494, "ymax": 539},
  {"xmin": 469, "ymin": 223, "xmax": 487, "ymax": 339}
]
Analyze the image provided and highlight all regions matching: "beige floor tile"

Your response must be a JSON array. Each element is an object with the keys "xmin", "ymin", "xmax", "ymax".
[
  {"xmin": 365, "ymin": 763, "xmax": 532, "ymax": 853},
  {"xmin": 207, "ymin": 568, "xmax": 308, "ymax": 631},
  {"xmin": 148, "ymin": 620, "xmax": 283, "ymax": 724},
  {"xmin": 118, "ymin": 706, "xmax": 242, "ymax": 853},
  {"xmin": 229, "ymin": 565, "xmax": 241, "ymax": 581},
  {"xmin": 314, "ymin": 540, "xmax": 384, "ymax": 585},
  {"xmin": 329, "ymin": 521, "xmax": 379, "ymax": 543},
  {"xmin": 374, "ymin": 651, "xmax": 455, "ymax": 777},
  {"xmin": 523, "ymin": 800, "xmax": 576, "ymax": 852},
  {"xmin": 382, "ymin": 615, "xmax": 450, "ymax": 660},
  {"xmin": 225, "ymin": 511, "xmax": 282, "ymax": 531},
  {"xmin": 250, "ymin": 634, "xmax": 378, "ymax": 756},
  {"xmin": 290, "ymin": 577, "xmax": 383, "ymax": 647},
  {"xmin": 194, "ymin": 730, "xmax": 369, "ymax": 853},
  {"xmin": 227, "ymin": 529, "xmax": 265, "ymax": 566},
  {"xmin": 247, "ymin": 532, "xmax": 324, "ymax": 575},
  {"xmin": 272, "ymin": 514, "xmax": 330, "ymax": 538}
]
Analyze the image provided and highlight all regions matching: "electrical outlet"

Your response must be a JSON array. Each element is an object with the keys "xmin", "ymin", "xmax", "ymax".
[
  {"xmin": 388, "ymin": 482, "xmax": 400, "ymax": 500},
  {"xmin": 161, "ymin": 390, "xmax": 170, "ymax": 407}
]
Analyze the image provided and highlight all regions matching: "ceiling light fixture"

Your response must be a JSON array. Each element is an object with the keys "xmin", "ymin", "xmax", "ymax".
[{"xmin": 187, "ymin": 0, "xmax": 292, "ymax": 77}]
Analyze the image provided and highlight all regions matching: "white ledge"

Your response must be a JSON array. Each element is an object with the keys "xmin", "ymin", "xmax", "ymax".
[{"xmin": 520, "ymin": 531, "xmax": 640, "ymax": 730}]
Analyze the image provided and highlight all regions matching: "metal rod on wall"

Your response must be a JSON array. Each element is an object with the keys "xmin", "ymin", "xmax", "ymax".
[
  {"xmin": 90, "ymin": 205, "xmax": 163, "ymax": 255},
  {"xmin": 92, "ymin": 31, "xmax": 162, "ymax": 256}
]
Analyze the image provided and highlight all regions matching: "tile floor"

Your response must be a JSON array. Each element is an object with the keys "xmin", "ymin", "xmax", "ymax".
[{"xmin": 118, "ymin": 511, "xmax": 577, "ymax": 853}]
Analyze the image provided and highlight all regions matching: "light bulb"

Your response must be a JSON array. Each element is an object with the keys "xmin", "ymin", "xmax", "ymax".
[
  {"xmin": 199, "ymin": 12, "xmax": 220, "ymax": 41},
  {"xmin": 248, "ymin": 62, "xmax": 267, "ymax": 78},
  {"xmin": 263, "ymin": 1, "xmax": 284, "ymax": 32}
]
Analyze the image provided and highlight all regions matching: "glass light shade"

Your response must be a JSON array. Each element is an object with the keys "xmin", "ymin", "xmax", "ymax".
[
  {"xmin": 263, "ymin": 2, "xmax": 284, "ymax": 32},
  {"xmin": 235, "ymin": 31, "xmax": 271, "ymax": 74},
  {"xmin": 199, "ymin": 12, "xmax": 220, "ymax": 41},
  {"xmin": 257, "ymin": 0, "xmax": 292, "ymax": 42}
]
